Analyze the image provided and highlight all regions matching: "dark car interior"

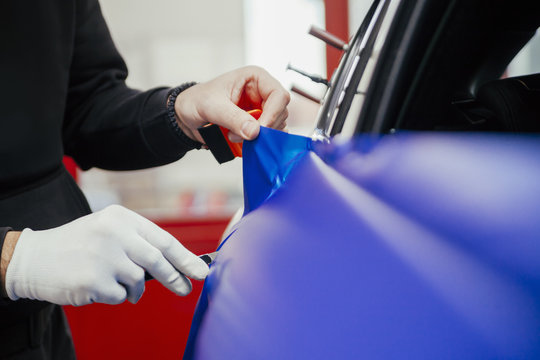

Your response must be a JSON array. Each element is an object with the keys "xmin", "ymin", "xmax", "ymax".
[{"xmin": 356, "ymin": 0, "xmax": 540, "ymax": 134}]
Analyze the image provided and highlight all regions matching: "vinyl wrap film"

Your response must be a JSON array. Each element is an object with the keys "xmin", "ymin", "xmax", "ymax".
[{"xmin": 185, "ymin": 129, "xmax": 540, "ymax": 359}]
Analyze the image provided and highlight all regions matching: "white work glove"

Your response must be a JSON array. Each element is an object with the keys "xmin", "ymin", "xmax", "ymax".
[{"xmin": 5, "ymin": 205, "xmax": 209, "ymax": 306}]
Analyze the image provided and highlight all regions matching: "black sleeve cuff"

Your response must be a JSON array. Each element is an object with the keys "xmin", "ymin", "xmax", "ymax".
[{"xmin": 139, "ymin": 84, "xmax": 202, "ymax": 161}]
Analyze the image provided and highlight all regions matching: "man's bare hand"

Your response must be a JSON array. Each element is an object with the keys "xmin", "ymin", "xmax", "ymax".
[{"xmin": 174, "ymin": 66, "xmax": 290, "ymax": 144}]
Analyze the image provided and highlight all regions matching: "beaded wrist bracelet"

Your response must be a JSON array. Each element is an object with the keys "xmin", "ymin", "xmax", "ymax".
[{"xmin": 166, "ymin": 82, "xmax": 203, "ymax": 150}]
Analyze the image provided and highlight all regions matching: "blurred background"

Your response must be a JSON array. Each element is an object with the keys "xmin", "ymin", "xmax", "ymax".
[
  {"xmin": 65, "ymin": 2, "xmax": 540, "ymax": 359},
  {"xmin": 77, "ymin": 0, "xmax": 540, "ymax": 221},
  {"xmin": 77, "ymin": 0, "xmax": 371, "ymax": 221}
]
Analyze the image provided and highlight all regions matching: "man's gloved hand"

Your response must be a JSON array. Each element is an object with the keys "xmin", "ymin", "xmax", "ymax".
[
  {"xmin": 4, "ymin": 205, "xmax": 209, "ymax": 306},
  {"xmin": 174, "ymin": 66, "xmax": 290, "ymax": 143}
]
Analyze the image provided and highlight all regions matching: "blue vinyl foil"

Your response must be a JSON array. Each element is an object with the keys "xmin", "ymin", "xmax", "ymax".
[
  {"xmin": 186, "ymin": 129, "xmax": 540, "ymax": 359},
  {"xmin": 184, "ymin": 127, "xmax": 312, "ymax": 358},
  {"xmin": 242, "ymin": 127, "xmax": 312, "ymax": 215}
]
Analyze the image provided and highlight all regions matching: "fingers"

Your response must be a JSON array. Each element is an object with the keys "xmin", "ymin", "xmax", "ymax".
[
  {"xmin": 228, "ymin": 107, "xmax": 287, "ymax": 143},
  {"xmin": 109, "ymin": 206, "xmax": 209, "ymax": 280},
  {"xmin": 101, "ymin": 206, "xmax": 208, "ymax": 297},
  {"xmin": 115, "ymin": 257, "xmax": 145, "ymax": 304},
  {"xmin": 128, "ymin": 238, "xmax": 194, "ymax": 296},
  {"xmin": 228, "ymin": 132, "xmax": 243, "ymax": 143},
  {"xmin": 132, "ymin": 214, "xmax": 209, "ymax": 280},
  {"xmin": 95, "ymin": 280, "xmax": 128, "ymax": 305},
  {"xmin": 92, "ymin": 250, "xmax": 145, "ymax": 305},
  {"xmin": 205, "ymin": 79, "xmax": 289, "ymax": 140},
  {"xmin": 242, "ymin": 67, "xmax": 290, "ymax": 129},
  {"xmin": 270, "ymin": 107, "xmax": 288, "ymax": 130},
  {"xmin": 174, "ymin": 66, "xmax": 290, "ymax": 143},
  {"xmin": 175, "ymin": 82, "xmax": 261, "ymax": 141},
  {"xmin": 116, "ymin": 209, "xmax": 208, "ymax": 297},
  {"xmin": 201, "ymin": 99, "xmax": 261, "ymax": 141},
  {"xmin": 259, "ymin": 91, "xmax": 290, "ymax": 129}
]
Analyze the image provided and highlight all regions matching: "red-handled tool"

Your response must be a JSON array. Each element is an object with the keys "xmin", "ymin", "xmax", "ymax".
[{"xmin": 198, "ymin": 109, "xmax": 262, "ymax": 164}]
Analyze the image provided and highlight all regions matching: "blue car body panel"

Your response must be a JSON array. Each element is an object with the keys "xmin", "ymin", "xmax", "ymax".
[{"xmin": 185, "ymin": 128, "xmax": 540, "ymax": 359}]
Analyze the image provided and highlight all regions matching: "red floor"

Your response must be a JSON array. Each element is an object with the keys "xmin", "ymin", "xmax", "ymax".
[{"xmin": 63, "ymin": 218, "xmax": 228, "ymax": 359}]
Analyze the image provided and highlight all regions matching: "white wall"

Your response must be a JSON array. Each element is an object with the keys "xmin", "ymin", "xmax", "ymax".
[
  {"xmin": 99, "ymin": 0, "xmax": 246, "ymax": 87},
  {"xmin": 81, "ymin": 0, "xmax": 247, "ymax": 218},
  {"xmin": 80, "ymin": 0, "xmax": 327, "ymax": 219},
  {"xmin": 348, "ymin": 0, "xmax": 372, "ymax": 35}
]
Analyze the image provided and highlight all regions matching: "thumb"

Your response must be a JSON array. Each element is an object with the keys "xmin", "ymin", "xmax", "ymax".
[{"xmin": 203, "ymin": 100, "xmax": 260, "ymax": 140}]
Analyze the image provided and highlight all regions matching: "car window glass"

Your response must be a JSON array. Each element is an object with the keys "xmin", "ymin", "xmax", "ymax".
[
  {"xmin": 313, "ymin": 0, "xmax": 382, "ymax": 141},
  {"xmin": 339, "ymin": 0, "xmax": 401, "ymax": 139},
  {"xmin": 507, "ymin": 31, "xmax": 540, "ymax": 77}
]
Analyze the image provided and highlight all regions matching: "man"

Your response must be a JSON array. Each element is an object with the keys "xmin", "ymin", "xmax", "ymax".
[{"xmin": 0, "ymin": 0, "xmax": 290, "ymax": 358}]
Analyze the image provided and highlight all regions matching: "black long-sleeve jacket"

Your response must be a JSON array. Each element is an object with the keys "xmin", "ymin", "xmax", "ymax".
[
  {"xmin": 0, "ymin": 0, "xmax": 198, "ymax": 325},
  {"xmin": 1, "ymin": 0, "xmax": 197, "ymax": 182}
]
